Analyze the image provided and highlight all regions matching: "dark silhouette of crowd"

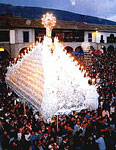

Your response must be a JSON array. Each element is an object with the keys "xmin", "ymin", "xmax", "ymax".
[{"xmin": 0, "ymin": 50, "xmax": 116, "ymax": 150}]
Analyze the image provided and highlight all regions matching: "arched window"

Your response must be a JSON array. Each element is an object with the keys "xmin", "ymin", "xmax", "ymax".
[
  {"xmin": 110, "ymin": 34, "xmax": 114, "ymax": 38},
  {"xmin": 107, "ymin": 34, "xmax": 115, "ymax": 43},
  {"xmin": 64, "ymin": 46, "xmax": 73, "ymax": 53},
  {"xmin": 90, "ymin": 46, "xmax": 95, "ymax": 51},
  {"xmin": 19, "ymin": 47, "xmax": 27, "ymax": 54},
  {"xmin": 107, "ymin": 45, "xmax": 114, "ymax": 52},
  {"xmin": 0, "ymin": 48, "xmax": 10, "ymax": 60},
  {"xmin": 75, "ymin": 46, "xmax": 83, "ymax": 53}
]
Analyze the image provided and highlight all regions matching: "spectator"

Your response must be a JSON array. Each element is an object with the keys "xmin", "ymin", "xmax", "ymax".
[
  {"xmin": 95, "ymin": 134, "xmax": 106, "ymax": 150},
  {"xmin": 0, "ymin": 51, "xmax": 116, "ymax": 150}
]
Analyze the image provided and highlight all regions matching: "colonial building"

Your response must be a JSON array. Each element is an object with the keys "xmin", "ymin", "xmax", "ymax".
[{"xmin": 0, "ymin": 13, "xmax": 116, "ymax": 58}]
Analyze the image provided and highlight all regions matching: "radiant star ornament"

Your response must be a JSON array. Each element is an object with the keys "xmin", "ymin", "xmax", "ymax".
[{"xmin": 41, "ymin": 13, "xmax": 56, "ymax": 38}]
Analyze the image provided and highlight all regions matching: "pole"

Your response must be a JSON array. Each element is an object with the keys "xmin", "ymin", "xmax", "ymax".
[
  {"xmin": 56, "ymin": 114, "xmax": 59, "ymax": 145},
  {"xmin": 56, "ymin": 94, "xmax": 59, "ymax": 145},
  {"xmin": 57, "ymin": 114, "xmax": 58, "ymax": 132},
  {"xmin": 24, "ymin": 98, "xmax": 26, "ymax": 115}
]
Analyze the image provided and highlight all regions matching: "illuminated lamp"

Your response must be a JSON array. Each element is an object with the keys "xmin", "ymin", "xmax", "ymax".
[{"xmin": 0, "ymin": 48, "xmax": 4, "ymax": 51}]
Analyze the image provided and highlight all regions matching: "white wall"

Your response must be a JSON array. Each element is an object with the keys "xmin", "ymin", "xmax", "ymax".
[
  {"xmin": 63, "ymin": 42, "xmax": 82, "ymax": 51},
  {"xmin": 85, "ymin": 31, "xmax": 116, "ymax": 44},
  {"xmin": 84, "ymin": 32, "xmax": 89, "ymax": 42},
  {"xmin": 15, "ymin": 29, "xmax": 35, "ymax": 44},
  {"xmin": 10, "ymin": 30, "xmax": 15, "ymax": 44}
]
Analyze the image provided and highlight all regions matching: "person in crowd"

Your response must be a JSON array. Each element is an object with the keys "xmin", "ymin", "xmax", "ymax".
[
  {"xmin": 0, "ymin": 51, "xmax": 116, "ymax": 150},
  {"xmin": 95, "ymin": 134, "xmax": 106, "ymax": 150}
]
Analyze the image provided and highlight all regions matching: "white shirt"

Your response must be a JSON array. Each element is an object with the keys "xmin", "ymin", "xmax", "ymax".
[
  {"xmin": 35, "ymin": 114, "xmax": 39, "ymax": 121},
  {"xmin": 96, "ymin": 137, "xmax": 106, "ymax": 150},
  {"xmin": 110, "ymin": 106, "xmax": 115, "ymax": 114},
  {"xmin": 25, "ymin": 133, "xmax": 31, "ymax": 141},
  {"xmin": 17, "ymin": 132, "xmax": 22, "ymax": 141},
  {"xmin": 8, "ymin": 92, "xmax": 12, "ymax": 96}
]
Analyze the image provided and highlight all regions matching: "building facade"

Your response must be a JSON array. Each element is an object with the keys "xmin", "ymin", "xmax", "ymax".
[{"xmin": 0, "ymin": 14, "xmax": 116, "ymax": 58}]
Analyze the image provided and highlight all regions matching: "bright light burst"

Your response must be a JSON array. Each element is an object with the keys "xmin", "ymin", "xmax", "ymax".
[
  {"xmin": 5, "ymin": 13, "xmax": 98, "ymax": 121},
  {"xmin": 41, "ymin": 13, "xmax": 56, "ymax": 38},
  {"xmin": 41, "ymin": 12, "xmax": 56, "ymax": 28}
]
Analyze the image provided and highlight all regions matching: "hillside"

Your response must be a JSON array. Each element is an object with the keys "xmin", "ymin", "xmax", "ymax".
[{"xmin": 0, "ymin": 3, "xmax": 116, "ymax": 25}]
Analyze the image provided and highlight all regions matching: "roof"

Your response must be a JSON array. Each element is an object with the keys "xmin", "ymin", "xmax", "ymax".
[{"xmin": 0, "ymin": 14, "xmax": 116, "ymax": 32}]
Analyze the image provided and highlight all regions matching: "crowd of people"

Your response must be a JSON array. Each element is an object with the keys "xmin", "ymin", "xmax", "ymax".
[{"xmin": 0, "ymin": 50, "xmax": 116, "ymax": 150}]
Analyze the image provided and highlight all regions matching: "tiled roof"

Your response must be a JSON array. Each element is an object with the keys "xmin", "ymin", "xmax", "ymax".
[
  {"xmin": 0, "ymin": 17, "xmax": 12, "ymax": 29},
  {"xmin": 0, "ymin": 15, "xmax": 116, "ymax": 32}
]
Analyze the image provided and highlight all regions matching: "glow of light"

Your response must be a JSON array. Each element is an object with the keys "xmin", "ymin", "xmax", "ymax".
[
  {"xmin": 91, "ymin": 78, "xmax": 95, "ymax": 85},
  {"xmin": 0, "ymin": 48, "xmax": 4, "ymax": 51},
  {"xmin": 14, "ymin": 57, "xmax": 17, "ymax": 62},
  {"xmin": 36, "ymin": 41, "xmax": 39, "ymax": 45},
  {"xmin": 67, "ymin": 53, "xmax": 71, "ymax": 57},
  {"xmin": 81, "ymin": 42, "xmax": 90, "ymax": 52},
  {"xmin": 85, "ymin": 72, "xmax": 89, "ymax": 76},
  {"xmin": 41, "ymin": 13, "xmax": 56, "ymax": 28},
  {"xmin": 21, "ymin": 53, "xmax": 24, "ymax": 58},
  {"xmin": 30, "ymin": 45, "xmax": 32, "ymax": 49},
  {"xmin": 5, "ymin": 13, "xmax": 98, "ymax": 120},
  {"xmin": 81, "ymin": 65, "xmax": 84, "ymax": 69},
  {"xmin": 74, "ymin": 60, "xmax": 79, "ymax": 65},
  {"xmin": 18, "ymin": 55, "xmax": 21, "ymax": 58},
  {"xmin": 41, "ymin": 13, "xmax": 56, "ymax": 38},
  {"xmin": 96, "ymin": 31, "xmax": 98, "ymax": 34},
  {"xmin": 32, "ymin": 43, "xmax": 35, "ymax": 47},
  {"xmin": 24, "ymin": 49, "xmax": 27, "ymax": 54}
]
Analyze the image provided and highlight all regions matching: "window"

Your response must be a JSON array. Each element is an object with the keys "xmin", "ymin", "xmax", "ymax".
[
  {"xmin": 23, "ymin": 31, "xmax": 29, "ymax": 42},
  {"xmin": 107, "ymin": 34, "xmax": 116, "ymax": 43},
  {"xmin": 74, "ymin": 31, "xmax": 84, "ymax": 42},
  {"xmin": 35, "ymin": 29, "xmax": 45, "ymax": 42},
  {"xmin": 0, "ymin": 31, "xmax": 9, "ymax": 42},
  {"xmin": 88, "ymin": 33, "xmax": 92, "ymax": 42},
  {"xmin": 100, "ymin": 35, "xmax": 104, "ymax": 43}
]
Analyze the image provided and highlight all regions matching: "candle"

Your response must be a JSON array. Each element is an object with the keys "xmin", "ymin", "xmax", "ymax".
[
  {"xmin": 21, "ymin": 53, "xmax": 23, "ymax": 58},
  {"xmin": 80, "ymin": 65, "xmax": 84, "ymax": 71},
  {"xmin": 85, "ymin": 72, "xmax": 89, "ymax": 77},
  {"xmin": 75, "ymin": 60, "xmax": 78, "ymax": 66},
  {"xmin": 14, "ymin": 57, "xmax": 17, "ymax": 63},
  {"xmin": 24, "ymin": 49, "xmax": 27, "ymax": 54},
  {"xmin": 91, "ymin": 78, "xmax": 95, "ymax": 85}
]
